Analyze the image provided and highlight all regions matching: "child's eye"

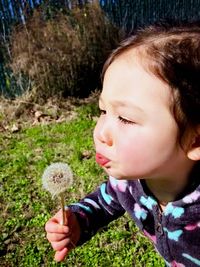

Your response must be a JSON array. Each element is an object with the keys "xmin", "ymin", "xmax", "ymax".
[
  {"xmin": 118, "ymin": 116, "xmax": 134, "ymax": 125},
  {"xmin": 99, "ymin": 109, "xmax": 106, "ymax": 115}
]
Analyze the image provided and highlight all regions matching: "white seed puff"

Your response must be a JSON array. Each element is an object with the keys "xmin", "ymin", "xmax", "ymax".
[{"xmin": 42, "ymin": 162, "xmax": 73, "ymax": 198}]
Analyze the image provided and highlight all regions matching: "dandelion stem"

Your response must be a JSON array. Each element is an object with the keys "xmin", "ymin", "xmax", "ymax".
[{"xmin": 60, "ymin": 192, "xmax": 66, "ymax": 225}]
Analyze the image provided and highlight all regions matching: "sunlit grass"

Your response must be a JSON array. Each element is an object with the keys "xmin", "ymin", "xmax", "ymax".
[{"xmin": 0, "ymin": 104, "xmax": 164, "ymax": 266}]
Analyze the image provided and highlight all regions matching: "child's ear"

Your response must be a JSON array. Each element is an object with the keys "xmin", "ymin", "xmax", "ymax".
[{"xmin": 187, "ymin": 133, "xmax": 200, "ymax": 161}]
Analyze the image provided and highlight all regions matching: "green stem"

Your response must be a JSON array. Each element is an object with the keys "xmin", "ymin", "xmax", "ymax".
[{"xmin": 60, "ymin": 192, "xmax": 66, "ymax": 225}]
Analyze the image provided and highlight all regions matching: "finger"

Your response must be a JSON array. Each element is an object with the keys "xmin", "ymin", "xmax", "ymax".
[
  {"xmin": 46, "ymin": 232, "xmax": 71, "ymax": 242},
  {"xmin": 54, "ymin": 247, "xmax": 68, "ymax": 262},
  {"xmin": 51, "ymin": 238, "xmax": 71, "ymax": 251},
  {"xmin": 51, "ymin": 208, "xmax": 72, "ymax": 226},
  {"xmin": 45, "ymin": 219, "xmax": 69, "ymax": 234}
]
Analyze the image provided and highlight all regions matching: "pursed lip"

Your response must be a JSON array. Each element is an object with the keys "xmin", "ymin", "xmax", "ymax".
[{"xmin": 95, "ymin": 153, "xmax": 110, "ymax": 166}]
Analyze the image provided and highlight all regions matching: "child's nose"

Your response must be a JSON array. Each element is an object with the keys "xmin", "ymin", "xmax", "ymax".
[{"xmin": 95, "ymin": 123, "xmax": 113, "ymax": 147}]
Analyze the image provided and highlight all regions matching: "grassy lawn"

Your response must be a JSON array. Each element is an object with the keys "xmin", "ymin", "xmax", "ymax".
[{"xmin": 0, "ymin": 102, "xmax": 165, "ymax": 266}]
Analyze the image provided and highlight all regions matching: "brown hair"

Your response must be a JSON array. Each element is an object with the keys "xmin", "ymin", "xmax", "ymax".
[{"xmin": 102, "ymin": 21, "xmax": 200, "ymax": 147}]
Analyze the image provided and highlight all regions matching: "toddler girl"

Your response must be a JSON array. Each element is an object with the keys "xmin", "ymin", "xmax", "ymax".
[{"xmin": 45, "ymin": 21, "xmax": 200, "ymax": 266}]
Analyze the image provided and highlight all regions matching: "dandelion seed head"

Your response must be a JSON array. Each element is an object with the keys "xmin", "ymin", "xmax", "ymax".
[{"xmin": 42, "ymin": 162, "xmax": 73, "ymax": 198}]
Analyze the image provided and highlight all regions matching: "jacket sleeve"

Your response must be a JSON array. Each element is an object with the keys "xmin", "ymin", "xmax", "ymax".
[{"xmin": 68, "ymin": 176, "xmax": 125, "ymax": 245}]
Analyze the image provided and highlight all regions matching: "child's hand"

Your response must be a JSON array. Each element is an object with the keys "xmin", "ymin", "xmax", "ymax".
[{"xmin": 45, "ymin": 208, "xmax": 81, "ymax": 262}]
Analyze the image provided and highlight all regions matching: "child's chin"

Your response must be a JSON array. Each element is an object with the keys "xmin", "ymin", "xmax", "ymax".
[
  {"xmin": 106, "ymin": 170, "xmax": 139, "ymax": 180},
  {"xmin": 103, "ymin": 166, "xmax": 116, "ymax": 176},
  {"xmin": 103, "ymin": 168, "xmax": 124, "ymax": 179}
]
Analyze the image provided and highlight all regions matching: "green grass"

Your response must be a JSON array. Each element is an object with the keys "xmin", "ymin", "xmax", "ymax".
[{"xmin": 0, "ymin": 103, "xmax": 165, "ymax": 266}]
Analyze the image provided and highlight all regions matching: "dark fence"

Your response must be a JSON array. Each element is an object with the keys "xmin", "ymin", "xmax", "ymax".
[
  {"xmin": 1, "ymin": 0, "xmax": 200, "ymax": 97},
  {"xmin": 100, "ymin": 0, "xmax": 200, "ymax": 33}
]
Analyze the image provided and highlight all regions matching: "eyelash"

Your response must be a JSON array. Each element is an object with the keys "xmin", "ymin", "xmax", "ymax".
[
  {"xmin": 99, "ymin": 109, "xmax": 134, "ymax": 125},
  {"xmin": 99, "ymin": 109, "xmax": 106, "ymax": 115},
  {"xmin": 118, "ymin": 116, "xmax": 134, "ymax": 124}
]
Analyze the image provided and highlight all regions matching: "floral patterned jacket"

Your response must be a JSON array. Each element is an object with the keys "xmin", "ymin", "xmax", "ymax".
[{"xmin": 69, "ymin": 176, "xmax": 200, "ymax": 267}]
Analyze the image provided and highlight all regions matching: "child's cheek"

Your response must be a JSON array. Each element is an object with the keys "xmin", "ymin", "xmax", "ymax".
[{"xmin": 119, "ymin": 138, "xmax": 145, "ymax": 166}]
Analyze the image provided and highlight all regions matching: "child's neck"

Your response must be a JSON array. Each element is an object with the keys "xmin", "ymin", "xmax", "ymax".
[
  {"xmin": 145, "ymin": 178, "xmax": 187, "ymax": 205},
  {"xmin": 144, "ymin": 163, "xmax": 198, "ymax": 209}
]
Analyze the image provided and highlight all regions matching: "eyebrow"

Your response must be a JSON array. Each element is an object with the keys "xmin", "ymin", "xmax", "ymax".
[{"xmin": 99, "ymin": 95, "xmax": 145, "ymax": 114}]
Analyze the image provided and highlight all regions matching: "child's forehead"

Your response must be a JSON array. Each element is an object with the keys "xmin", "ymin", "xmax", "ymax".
[
  {"xmin": 110, "ymin": 46, "xmax": 155, "ymax": 75},
  {"xmin": 108, "ymin": 46, "xmax": 174, "ymax": 97},
  {"xmin": 106, "ymin": 47, "xmax": 162, "ymax": 87},
  {"xmin": 103, "ymin": 53, "xmax": 175, "ymax": 107}
]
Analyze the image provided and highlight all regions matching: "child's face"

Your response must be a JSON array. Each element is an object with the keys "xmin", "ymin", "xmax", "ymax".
[{"xmin": 93, "ymin": 51, "xmax": 190, "ymax": 180}]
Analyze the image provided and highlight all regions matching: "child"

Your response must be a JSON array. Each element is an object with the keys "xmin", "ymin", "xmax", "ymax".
[{"xmin": 45, "ymin": 22, "xmax": 200, "ymax": 266}]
